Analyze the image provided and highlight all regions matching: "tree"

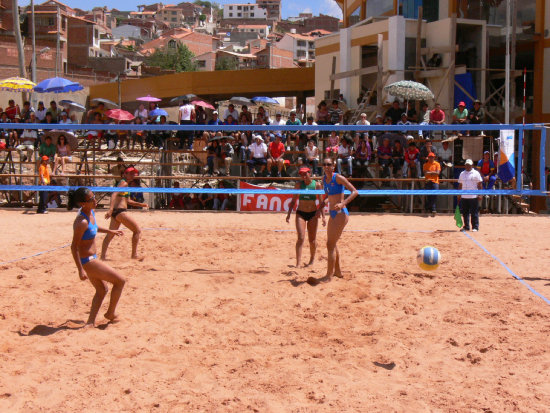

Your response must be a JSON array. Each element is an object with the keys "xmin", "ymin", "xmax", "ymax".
[
  {"xmin": 12, "ymin": 0, "xmax": 27, "ymax": 78},
  {"xmin": 215, "ymin": 57, "xmax": 238, "ymax": 71},
  {"xmin": 199, "ymin": 14, "xmax": 206, "ymax": 22},
  {"xmin": 146, "ymin": 44, "xmax": 197, "ymax": 72}
]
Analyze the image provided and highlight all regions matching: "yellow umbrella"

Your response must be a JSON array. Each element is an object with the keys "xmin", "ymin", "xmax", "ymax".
[{"xmin": 0, "ymin": 76, "xmax": 36, "ymax": 92}]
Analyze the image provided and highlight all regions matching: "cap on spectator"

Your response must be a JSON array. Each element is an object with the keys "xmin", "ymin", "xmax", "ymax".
[
  {"xmin": 275, "ymin": 112, "xmax": 282, "ymax": 116},
  {"xmin": 290, "ymin": 110, "xmax": 296, "ymax": 115},
  {"xmin": 61, "ymin": 111, "xmax": 67, "ymax": 116},
  {"xmin": 376, "ymin": 114, "xmax": 383, "ymax": 118},
  {"xmin": 465, "ymin": 159, "xmax": 473, "ymax": 165},
  {"xmin": 458, "ymin": 101, "xmax": 466, "ymax": 107},
  {"xmin": 406, "ymin": 135, "xmax": 414, "ymax": 140},
  {"xmin": 254, "ymin": 134, "xmax": 263, "ymax": 141},
  {"xmin": 494, "ymin": 151, "xmax": 499, "ymax": 156},
  {"xmin": 124, "ymin": 166, "xmax": 139, "ymax": 174},
  {"xmin": 275, "ymin": 132, "xmax": 282, "ymax": 137},
  {"xmin": 298, "ymin": 167, "xmax": 310, "ymax": 174},
  {"xmin": 401, "ymin": 112, "xmax": 407, "ymax": 117},
  {"xmin": 213, "ymin": 110, "xmax": 218, "ymax": 115},
  {"xmin": 269, "ymin": 133, "xmax": 275, "ymax": 139},
  {"xmin": 428, "ymin": 152, "xmax": 436, "ymax": 157},
  {"xmin": 483, "ymin": 150, "xmax": 490, "ymax": 154},
  {"xmin": 474, "ymin": 99, "xmax": 481, "ymax": 104},
  {"xmin": 360, "ymin": 113, "xmax": 367, "ymax": 117},
  {"xmin": 41, "ymin": 155, "xmax": 49, "ymax": 161}
]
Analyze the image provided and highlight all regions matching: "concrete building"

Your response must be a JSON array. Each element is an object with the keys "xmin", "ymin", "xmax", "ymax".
[
  {"xmin": 235, "ymin": 24, "xmax": 270, "ymax": 38},
  {"xmin": 256, "ymin": 0, "xmax": 281, "ymax": 21},
  {"xmin": 139, "ymin": 28, "xmax": 216, "ymax": 57},
  {"xmin": 223, "ymin": 3, "xmax": 266, "ymax": 19},
  {"xmin": 277, "ymin": 14, "xmax": 340, "ymax": 34},
  {"xmin": 277, "ymin": 31, "xmax": 316, "ymax": 65}
]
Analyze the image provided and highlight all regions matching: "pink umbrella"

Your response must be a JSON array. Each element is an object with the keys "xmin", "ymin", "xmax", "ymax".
[
  {"xmin": 137, "ymin": 94, "xmax": 161, "ymax": 102},
  {"xmin": 105, "ymin": 109, "xmax": 135, "ymax": 121},
  {"xmin": 192, "ymin": 100, "xmax": 215, "ymax": 110}
]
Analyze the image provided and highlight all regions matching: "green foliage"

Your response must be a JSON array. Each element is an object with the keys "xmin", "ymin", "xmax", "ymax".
[
  {"xmin": 194, "ymin": 0, "xmax": 213, "ymax": 8},
  {"xmin": 199, "ymin": 14, "xmax": 207, "ymax": 22},
  {"xmin": 215, "ymin": 57, "xmax": 238, "ymax": 71},
  {"xmin": 146, "ymin": 44, "xmax": 197, "ymax": 72}
]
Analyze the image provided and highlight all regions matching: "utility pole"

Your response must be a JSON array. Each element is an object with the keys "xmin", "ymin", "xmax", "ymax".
[
  {"xmin": 31, "ymin": 0, "xmax": 36, "ymax": 82},
  {"xmin": 504, "ymin": 0, "xmax": 510, "ymax": 124},
  {"xmin": 12, "ymin": 0, "xmax": 27, "ymax": 78},
  {"xmin": 55, "ymin": 5, "xmax": 60, "ymax": 76}
]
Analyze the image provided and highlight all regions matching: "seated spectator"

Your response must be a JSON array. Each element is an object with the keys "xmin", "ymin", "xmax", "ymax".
[
  {"xmin": 328, "ymin": 99, "xmax": 343, "ymax": 125},
  {"xmin": 355, "ymin": 112, "xmax": 370, "ymax": 147},
  {"xmin": 20, "ymin": 101, "xmax": 34, "ymax": 122},
  {"xmin": 39, "ymin": 135, "xmax": 56, "ymax": 170},
  {"xmin": 240, "ymin": 105, "xmax": 253, "ymax": 124},
  {"xmin": 223, "ymin": 104, "xmax": 239, "ymax": 121},
  {"xmin": 418, "ymin": 102, "xmax": 430, "ymax": 138},
  {"xmin": 336, "ymin": 135, "xmax": 353, "ymax": 177},
  {"xmin": 58, "ymin": 111, "xmax": 72, "ymax": 125},
  {"xmin": 235, "ymin": 132, "xmax": 249, "ymax": 162},
  {"xmin": 86, "ymin": 112, "xmax": 104, "ymax": 147},
  {"xmin": 354, "ymin": 137, "xmax": 371, "ymax": 177},
  {"xmin": 302, "ymin": 139, "xmax": 319, "ymax": 175},
  {"xmin": 429, "ymin": 102, "xmax": 446, "ymax": 138},
  {"xmin": 397, "ymin": 112, "xmax": 412, "ymax": 134},
  {"xmin": 213, "ymin": 181, "xmax": 229, "ymax": 211},
  {"xmin": 303, "ymin": 116, "xmax": 318, "ymax": 147},
  {"xmin": 218, "ymin": 136, "xmax": 234, "ymax": 176},
  {"xmin": 53, "ymin": 134, "xmax": 72, "ymax": 175},
  {"xmin": 272, "ymin": 112, "xmax": 286, "ymax": 139},
  {"xmin": 208, "ymin": 110, "xmax": 223, "ymax": 126},
  {"xmin": 468, "ymin": 99, "xmax": 485, "ymax": 136},
  {"xmin": 255, "ymin": 106, "xmax": 271, "ymax": 125},
  {"xmin": 0, "ymin": 111, "xmax": 16, "ymax": 147},
  {"xmin": 316, "ymin": 100, "xmax": 330, "ymax": 125},
  {"xmin": 372, "ymin": 114, "xmax": 385, "ymax": 138},
  {"xmin": 391, "ymin": 139, "xmax": 405, "ymax": 176},
  {"xmin": 419, "ymin": 139, "xmax": 438, "ymax": 170},
  {"xmin": 134, "ymin": 103, "xmax": 148, "ymax": 120},
  {"xmin": 385, "ymin": 100, "xmax": 402, "ymax": 125},
  {"xmin": 199, "ymin": 183, "xmax": 214, "ymax": 209},
  {"xmin": 87, "ymin": 102, "xmax": 106, "ymax": 123},
  {"xmin": 132, "ymin": 116, "xmax": 146, "ymax": 150},
  {"xmin": 452, "ymin": 101, "xmax": 469, "ymax": 135},
  {"xmin": 476, "ymin": 150, "xmax": 497, "ymax": 189},
  {"xmin": 267, "ymin": 133, "xmax": 285, "ymax": 177},
  {"xmin": 223, "ymin": 114, "xmax": 238, "ymax": 125},
  {"xmin": 35, "ymin": 101, "xmax": 47, "ymax": 122},
  {"xmin": 5, "ymin": 99, "xmax": 20, "ymax": 121},
  {"xmin": 116, "ymin": 121, "xmax": 129, "ymax": 149},
  {"xmin": 326, "ymin": 130, "xmax": 340, "ymax": 158},
  {"xmin": 239, "ymin": 111, "xmax": 251, "ymax": 125},
  {"xmin": 377, "ymin": 137, "xmax": 393, "ymax": 178},
  {"xmin": 406, "ymin": 101, "xmax": 418, "ymax": 123},
  {"xmin": 285, "ymin": 110, "xmax": 302, "ymax": 149},
  {"xmin": 47, "ymin": 101, "xmax": 61, "ymax": 122},
  {"xmin": 16, "ymin": 112, "xmax": 38, "ymax": 161},
  {"xmin": 438, "ymin": 140, "xmax": 453, "ymax": 178},
  {"xmin": 403, "ymin": 141, "xmax": 421, "ymax": 178},
  {"xmin": 151, "ymin": 115, "xmax": 170, "ymax": 148},
  {"xmin": 169, "ymin": 181, "xmax": 185, "ymax": 210},
  {"xmin": 247, "ymin": 134, "xmax": 268, "ymax": 176},
  {"xmin": 195, "ymin": 105, "xmax": 207, "ymax": 125},
  {"xmin": 204, "ymin": 138, "xmax": 219, "ymax": 175}
]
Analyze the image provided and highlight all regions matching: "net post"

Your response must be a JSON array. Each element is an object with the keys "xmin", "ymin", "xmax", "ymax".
[
  {"xmin": 236, "ymin": 179, "xmax": 241, "ymax": 212},
  {"xmin": 540, "ymin": 127, "xmax": 547, "ymax": 192},
  {"xmin": 516, "ymin": 126, "xmax": 523, "ymax": 191}
]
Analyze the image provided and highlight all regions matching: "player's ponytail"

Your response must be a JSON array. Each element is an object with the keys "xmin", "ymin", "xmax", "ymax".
[{"xmin": 67, "ymin": 187, "xmax": 90, "ymax": 210}]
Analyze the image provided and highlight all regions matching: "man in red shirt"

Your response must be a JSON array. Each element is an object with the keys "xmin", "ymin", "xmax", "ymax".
[
  {"xmin": 429, "ymin": 102, "xmax": 446, "ymax": 138},
  {"xmin": 5, "ymin": 100, "xmax": 20, "ymax": 120},
  {"xmin": 267, "ymin": 134, "xmax": 285, "ymax": 177}
]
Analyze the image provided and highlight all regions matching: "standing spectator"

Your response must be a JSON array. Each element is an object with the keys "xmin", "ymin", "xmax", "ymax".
[
  {"xmin": 223, "ymin": 104, "xmax": 239, "ymax": 121},
  {"xmin": 16, "ymin": 113, "xmax": 38, "ymax": 161},
  {"xmin": 452, "ymin": 101, "xmax": 469, "ymax": 135},
  {"xmin": 35, "ymin": 101, "xmax": 47, "ymax": 122},
  {"xmin": 195, "ymin": 105, "xmax": 207, "ymax": 125},
  {"xmin": 5, "ymin": 99, "xmax": 20, "ymax": 120},
  {"xmin": 419, "ymin": 139, "xmax": 438, "ymax": 171},
  {"xmin": 134, "ymin": 103, "xmax": 148, "ymax": 120},
  {"xmin": 316, "ymin": 101, "xmax": 330, "ymax": 125},
  {"xmin": 152, "ymin": 115, "xmax": 170, "ymax": 148},
  {"xmin": 438, "ymin": 140, "xmax": 454, "ymax": 178},
  {"xmin": 303, "ymin": 139, "xmax": 320, "ymax": 175},
  {"xmin": 286, "ymin": 110, "xmax": 302, "ymax": 149},
  {"xmin": 476, "ymin": 150, "xmax": 497, "ymax": 189},
  {"xmin": 458, "ymin": 159, "xmax": 483, "ymax": 231},
  {"xmin": 37, "ymin": 155, "xmax": 51, "ymax": 214},
  {"xmin": 377, "ymin": 137, "xmax": 393, "ymax": 178},
  {"xmin": 267, "ymin": 133, "xmax": 285, "ymax": 177},
  {"xmin": 218, "ymin": 136, "xmax": 234, "ymax": 176},
  {"xmin": 39, "ymin": 136, "xmax": 56, "ymax": 169},
  {"xmin": 385, "ymin": 100, "xmax": 402, "ymax": 124},
  {"xmin": 178, "ymin": 98, "xmax": 195, "ymax": 149},
  {"xmin": 423, "ymin": 152, "xmax": 441, "ymax": 216},
  {"xmin": 53, "ymin": 134, "xmax": 72, "ymax": 175},
  {"xmin": 247, "ymin": 135, "xmax": 268, "ymax": 176},
  {"xmin": 328, "ymin": 99, "xmax": 343, "ymax": 125},
  {"xmin": 336, "ymin": 135, "xmax": 353, "ymax": 177},
  {"xmin": 355, "ymin": 112, "xmax": 370, "ymax": 147},
  {"xmin": 403, "ymin": 141, "xmax": 421, "ymax": 177}
]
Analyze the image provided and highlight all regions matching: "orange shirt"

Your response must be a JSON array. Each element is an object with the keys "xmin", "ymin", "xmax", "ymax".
[
  {"xmin": 423, "ymin": 160, "xmax": 441, "ymax": 184},
  {"xmin": 39, "ymin": 164, "xmax": 50, "ymax": 185}
]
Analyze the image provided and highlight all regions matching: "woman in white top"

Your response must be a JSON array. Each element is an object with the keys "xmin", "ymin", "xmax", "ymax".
[
  {"xmin": 35, "ymin": 102, "xmax": 47, "ymax": 122},
  {"xmin": 304, "ymin": 139, "xmax": 319, "ymax": 175},
  {"xmin": 53, "ymin": 134, "xmax": 72, "ymax": 174},
  {"xmin": 134, "ymin": 103, "xmax": 148, "ymax": 120},
  {"xmin": 59, "ymin": 111, "xmax": 72, "ymax": 124},
  {"xmin": 355, "ymin": 112, "xmax": 370, "ymax": 149}
]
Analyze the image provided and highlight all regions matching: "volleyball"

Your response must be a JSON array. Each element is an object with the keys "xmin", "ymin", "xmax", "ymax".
[{"xmin": 417, "ymin": 246, "xmax": 441, "ymax": 271}]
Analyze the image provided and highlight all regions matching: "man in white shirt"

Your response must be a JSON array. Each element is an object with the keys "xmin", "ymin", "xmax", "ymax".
[
  {"xmin": 178, "ymin": 99, "xmax": 196, "ymax": 149},
  {"xmin": 458, "ymin": 159, "xmax": 483, "ymax": 232},
  {"xmin": 304, "ymin": 116, "xmax": 319, "ymax": 147},
  {"xmin": 223, "ymin": 104, "xmax": 239, "ymax": 121},
  {"xmin": 272, "ymin": 112, "xmax": 287, "ymax": 140},
  {"xmin": 355, "ymin": 112, "xmax": 370, "ymax": 147},
  {"xmin": 247, "ymin": 134, "xmax": 268, "ymax": 176},
  {"xmin": 16, "ymin": 113, "xmax": 38, "ymax": 161}
]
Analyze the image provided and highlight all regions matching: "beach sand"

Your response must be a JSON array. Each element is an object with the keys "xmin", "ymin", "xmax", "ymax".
[{"xmin": 0, "ymin": 210, "xmax": 549, "ymax": 411}]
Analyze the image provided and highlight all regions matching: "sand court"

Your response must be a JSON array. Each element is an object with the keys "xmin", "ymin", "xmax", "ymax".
[{"xmin": 1, "ymin": 210, "xmax": 549, "ymax": 411}]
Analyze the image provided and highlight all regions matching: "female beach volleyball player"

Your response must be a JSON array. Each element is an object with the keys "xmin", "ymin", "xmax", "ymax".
[
  {"xmin": 286, "ymin": 166, "xmax": 326, "ymax": 267},
  {"xmin": 69, "ymin": 187, "xmax": 125, "ymax": 326},
  {"xmin": 101, "ymin": 167, "xmax": 148, "ymax": 260},
  {"xmin": 313, "ymin": 157, "xmax": 357, "ymax": 283}
]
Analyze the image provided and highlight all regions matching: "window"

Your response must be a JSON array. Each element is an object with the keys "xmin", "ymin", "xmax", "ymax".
[
  {"xmin": 48, "ymin": 17, "xmax": 54, "ymax": 26},
  {"xmin": 297, "ymin": 40, "xmax": 306, "ymax": 47},
  {"xmin": 237, "ymin": 13, "xmax": 241, "ymax": 17},
  {"xmin": 244, "ymin": 6, "xmax": 248, "ymax": 10},
  {"xmin": 168, "ymin": 40, "xmax": 176, "ymax": 48},
  {"xmin": 197, "ymin": 60, "xmax": 206, "ymax": 68},
  {"xmin": 250, "ymin": 13, "xmax": 254, "ymax": 17},
  {"xmin": 237, "ymin": 5, "xmax": 242, "ymax": 10},
  {"xmin": 259, "ymin": 29, "xmax": 264, "ymax": 33},
  {"xmin": 172, "ymin": 11, "xmax": 177, "ymax": 15},
  {"xmin": 229, "ymin": 12, "xmax": 233, "ymax": 17},
  {"xmin": 308, "ymin": 42, "xmax": 314, "ymax": 49},
  {"xmin": 171, "ymin": 17, "xmax": 176, "ymax": 22},
  {"xmin": 229, "ymin": 6, "xmax": 233, "ymax": 9},
  {"xmin": 297, "ymin": 50, "xmax": 306, "ymax": 57}
]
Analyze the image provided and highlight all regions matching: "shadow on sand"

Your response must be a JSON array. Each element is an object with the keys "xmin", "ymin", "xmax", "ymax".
[{"xmin": 17, "ymin": 319, "xmax": 110, "ymax": 336}]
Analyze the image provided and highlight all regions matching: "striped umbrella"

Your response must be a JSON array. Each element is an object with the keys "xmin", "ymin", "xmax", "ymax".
[
  {"xmin": 384, "ymin": 80, "xmax": 434, "ymax": 101},
  {"xmin": 0, "ymin": 77, "xmax": 36, "ymax": 92}
]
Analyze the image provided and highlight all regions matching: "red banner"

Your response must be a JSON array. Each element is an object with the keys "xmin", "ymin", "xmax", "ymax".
[{"xmin": 239, "ymin": 181, "xmax": 296, "ymax": 212}]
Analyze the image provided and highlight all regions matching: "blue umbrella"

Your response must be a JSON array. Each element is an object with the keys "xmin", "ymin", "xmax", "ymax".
[
  {"xmin": 149, "ymin": 108, "xmax": 168, "ymax": 117},
  {"xmin": 34, "ymin": 77, "xmax": 84, "ymax": 93},
  {"xmin": 251, "ymin": 96, "xmax": 279, "ymax": 105}
]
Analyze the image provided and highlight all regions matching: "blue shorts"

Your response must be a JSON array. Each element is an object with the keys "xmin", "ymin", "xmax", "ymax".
[
  {"xmin": 329, "ymin": 207, "xmax": 348, "ymax": 219},
  {"xmin": 80, "ymin": 254, "xmax": 97, "ymax": 265}
]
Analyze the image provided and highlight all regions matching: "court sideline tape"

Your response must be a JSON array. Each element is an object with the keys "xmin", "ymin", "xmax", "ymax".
[{"xmin": 463, "ymin": 232, "xmax": 550, "ymax": 306}]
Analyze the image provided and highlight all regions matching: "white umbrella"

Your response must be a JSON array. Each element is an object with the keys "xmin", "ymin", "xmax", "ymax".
[{"xmin": 384, "ymin": 80, "xmax": 434, "ymax": 101}]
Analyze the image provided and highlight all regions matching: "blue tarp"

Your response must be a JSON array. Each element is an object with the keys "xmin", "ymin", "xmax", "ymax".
[{"xmin": 454, "ymin": 73, "xmax": 477, "ymax": 109}]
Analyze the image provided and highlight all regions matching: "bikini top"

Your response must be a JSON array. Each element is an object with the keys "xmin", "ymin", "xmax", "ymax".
[
  {"xmin": 299, "ymin": 180, "xmax": 317, "ymax": 201},
  {"xmin": 117, "ymin": 178, "xmax": 130, "ymax": 198},
  {"xmin": 80, "ymin": 209, "xmax": 98, "ymax": 241},
  {"xmin": 323, "ymin": 173, "xmax": 344, "ymax": 195}
]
